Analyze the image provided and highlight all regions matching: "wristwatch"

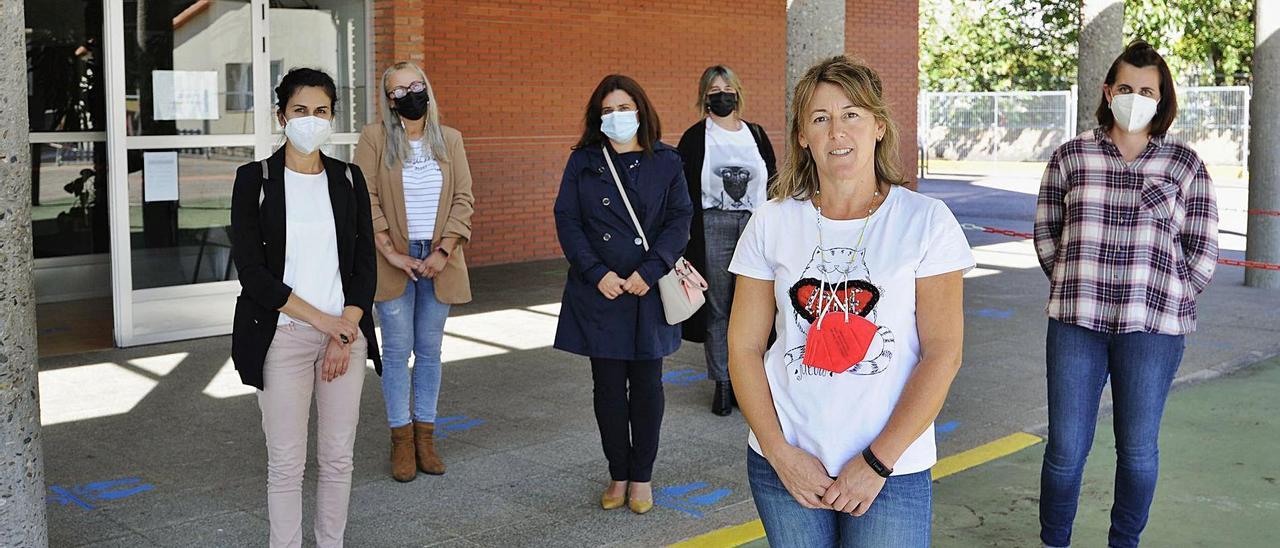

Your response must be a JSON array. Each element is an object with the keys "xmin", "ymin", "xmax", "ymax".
[
  {"xmin": 862, "ymin": 447, "xmax": 893, "ymax": 478},
  {"xmin": 435, "ymin": 247, "xmax": 450, "ymax": 258}
]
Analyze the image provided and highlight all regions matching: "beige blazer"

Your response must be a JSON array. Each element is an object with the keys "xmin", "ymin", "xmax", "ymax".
[{"xmin": 354, "ymin": 123, "xmax": 474, "ymax": 304}]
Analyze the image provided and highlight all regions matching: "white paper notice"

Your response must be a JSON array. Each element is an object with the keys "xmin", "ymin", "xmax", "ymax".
[
  {"xmin": 143, "ymin": 152, "xmax": 180, "ymax": 202},
  {"xmin": 152, "ymin": 70, "xmax": 219, "ymax": 121}
]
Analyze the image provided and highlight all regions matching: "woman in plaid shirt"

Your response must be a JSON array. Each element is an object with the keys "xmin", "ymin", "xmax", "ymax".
[{"xmin": 1033, "ymin": 40, "xmax": 1218, "ymax": 548}]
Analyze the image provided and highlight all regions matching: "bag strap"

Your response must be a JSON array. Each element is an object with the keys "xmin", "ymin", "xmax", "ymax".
[
  {"xmin": 601, "ymin": 145, "xmax": 650, "ymax": 251},
  {"xmin": 259, "ymin": 159, "xmax": 269, "ymax": 206}
]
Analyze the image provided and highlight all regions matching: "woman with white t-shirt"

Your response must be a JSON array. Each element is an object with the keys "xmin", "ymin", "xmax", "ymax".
[
  {"xmin": 677, "ymin": 65, "xmax": 777, "ymax": 417},
  {"xmin": 230, "ymin": 68, "xmax": 378, "ymax": 547},
  {"xmin": 355, "ymin": 62, "xmax": 474, "ymax": 482},
  {"xmin": 727, "ymin": 56, "xmax": 974, "ymax": 546}
]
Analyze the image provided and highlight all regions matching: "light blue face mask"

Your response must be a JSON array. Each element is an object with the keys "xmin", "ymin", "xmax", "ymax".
[{"xmin": 600, "ymin": 110, "xmax": 640, "ymax": 143}]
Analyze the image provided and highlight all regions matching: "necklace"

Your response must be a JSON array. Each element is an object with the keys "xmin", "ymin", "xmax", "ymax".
[{"xmin": 815, "ymin": 183, "xmax": 883, "ymax": 219}]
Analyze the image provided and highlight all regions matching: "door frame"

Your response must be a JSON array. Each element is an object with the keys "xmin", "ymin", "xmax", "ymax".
[{"xmin": 101, "ymin": 0, "xmax": 370, "ymax": 346}]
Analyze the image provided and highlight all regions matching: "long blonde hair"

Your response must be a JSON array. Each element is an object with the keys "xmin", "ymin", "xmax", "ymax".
[
  {"xmin": 380, "ymin": 61, "xmax": 448, "ymax": 169},
  {"xmin": 772, "ymin": 56, "xmax": 905, "ymax": 201}
]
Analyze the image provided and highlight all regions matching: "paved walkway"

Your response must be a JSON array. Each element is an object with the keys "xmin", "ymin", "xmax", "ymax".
[{"xmin": 37, "ymin": 175, "xmax": 1280, "ymax": 546}]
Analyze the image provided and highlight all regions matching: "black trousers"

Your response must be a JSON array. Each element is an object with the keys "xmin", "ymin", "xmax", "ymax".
[{"xmin": 590, "ymin": 357, "xmax": 665, "ymax": 482}]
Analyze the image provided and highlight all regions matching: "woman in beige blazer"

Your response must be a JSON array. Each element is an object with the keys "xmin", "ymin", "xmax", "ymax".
[{"xmin": 354, "ymin": 61, "xmax": 473, "ymax": 482}]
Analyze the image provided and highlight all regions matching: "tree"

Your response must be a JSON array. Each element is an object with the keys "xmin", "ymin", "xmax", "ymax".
[
  {"xmin": 1127, "ymin": 0, "xmax": 1255, "ymax": 85},
  {"xmin": 921, "ymin": 0, "xmax": 1079, "ymax": 92},
  {"xmin": 921, "ymin": 0, "xmax": 1256, "ymax": 91}
]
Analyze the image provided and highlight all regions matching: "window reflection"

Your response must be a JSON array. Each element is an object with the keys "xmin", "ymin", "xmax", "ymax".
[
  {"xmin": 31, "ymin": 142, "xmax": 110, "ymax": 258},
  {"xmin": 269, "ymin": 0, "xmax": 368, "ymax": 133},
  {"xmin": 127, "ymin": 147, "xmax": 252, "ymax": 289},
  {"xmin": 25, "ymin": 0, "xmax": 106, "ymax": 133},
  {"xmin": 125, "ymin": 0, "xmax": 255, "ymax": 137}
]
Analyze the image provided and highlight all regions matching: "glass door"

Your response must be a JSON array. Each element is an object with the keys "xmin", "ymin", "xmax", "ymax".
[
  {"xmin": 25, "ymin": 0, "xmax": 114, "ymax": 355},
  {"xmin": 103, "ymin": 0, "xmax": 370, "ymax": 346}
]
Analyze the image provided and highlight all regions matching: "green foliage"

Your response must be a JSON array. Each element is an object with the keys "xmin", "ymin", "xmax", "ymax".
[
  {"xmin": 920, "ymin": 0, "xmax": 1256, "ymax": 91},
  {"xmin": 1127, "ymin": 0, "xmax": 1254, "ymax": 85},
  {"xmin": 921, "ymin": 0, "xmax": 1079, "ymax": 91}
]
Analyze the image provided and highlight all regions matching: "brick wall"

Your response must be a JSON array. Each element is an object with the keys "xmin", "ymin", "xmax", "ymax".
[
  {"xmin": 847, "ymin": 0, "xmax": 920, "ymax": 186},
  {"xmin": 371, "ymin": 1, "xmax": 917, "ymax": 266}
]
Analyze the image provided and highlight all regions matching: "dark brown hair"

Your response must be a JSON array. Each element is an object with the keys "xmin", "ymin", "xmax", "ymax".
[
  {"xmin": 573, "ymin": 74, "xmax": 662, "ymax": 154},
  {"xmin": 1096, "ymin": 40, "xmax": 1178, "ymax": 135},
  {"xmin": 274, "ymin": 67, "xmax": 337, "ymax": 111}
]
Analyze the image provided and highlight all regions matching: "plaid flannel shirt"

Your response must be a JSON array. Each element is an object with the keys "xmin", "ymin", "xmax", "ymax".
[{"xmin": 1034, "ymin": 128, "xmax": 1219, "ymax": 335}]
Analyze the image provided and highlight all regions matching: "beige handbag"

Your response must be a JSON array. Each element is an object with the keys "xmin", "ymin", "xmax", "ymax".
[{"xmin": 601, "ymin": 146, "xmax": 708, "ymax": 325}]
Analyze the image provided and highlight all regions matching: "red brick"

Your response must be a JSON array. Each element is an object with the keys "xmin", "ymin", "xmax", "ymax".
[{"xmin": 371, "ymin": 0, "xmax": 916, "ymax": 266}]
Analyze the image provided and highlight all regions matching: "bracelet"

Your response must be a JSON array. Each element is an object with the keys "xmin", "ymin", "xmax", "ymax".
[
  {"xmin": 435, "ymin": 247, "xmax": 450, "ymax": 258},
  {"xmin": 862, "ymin": 447, "xmax": 893, "ymax": 478}
]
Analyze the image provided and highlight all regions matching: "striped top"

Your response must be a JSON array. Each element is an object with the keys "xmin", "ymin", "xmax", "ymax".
[{"xmin": 403, "ymin": 139, "xmax": 444, "ymax": 241}]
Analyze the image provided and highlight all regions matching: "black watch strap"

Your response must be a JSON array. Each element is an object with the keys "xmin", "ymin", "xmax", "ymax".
[{"xmin": 862, "ymin": 447, "xmax": 893, "ymax": 478}]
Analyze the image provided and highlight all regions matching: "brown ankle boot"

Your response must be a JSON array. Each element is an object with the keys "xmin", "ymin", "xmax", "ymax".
[
  {"xmin": 413, "ymin": 421, "xmax": 446, "ymax": 475},
  {"xmin": 390, "ymin": 424, "xmax": 416, "ymax": 482}
]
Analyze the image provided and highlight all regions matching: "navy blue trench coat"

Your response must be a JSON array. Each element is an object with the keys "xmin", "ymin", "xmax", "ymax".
[{"xmin": 552, "ymin": 142, "xmax": 693, "ymax": 361}]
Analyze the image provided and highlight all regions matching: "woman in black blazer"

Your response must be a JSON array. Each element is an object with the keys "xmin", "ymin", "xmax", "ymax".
[
  {"xmin": 676, "ymin": 65, "xmax": 777, "ymax": 417},
  {"xmin": 229, "ymin": 68, "xmax": 379, "ymax": 548}
]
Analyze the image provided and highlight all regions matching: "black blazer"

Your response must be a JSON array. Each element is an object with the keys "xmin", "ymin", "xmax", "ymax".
[
  {"xmin": 676, "ymin": 119, "xmax": 777, "ymax": 343},
  {"xmin": 229, "ymin": 146, "xmax": 382, "ymax": 390}
]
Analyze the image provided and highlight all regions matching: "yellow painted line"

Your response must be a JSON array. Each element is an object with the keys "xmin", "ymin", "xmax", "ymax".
[
  {"xmin": 669, "ymin": 520, "xmax": 765, "ymax": 548},
  {"xmin": 933, "ymin": 432, "xmax": 1042, "ymax": 480},
  {"xmin": 669, "ymin": 432, "xmax": 1044, "ymax": 548}
]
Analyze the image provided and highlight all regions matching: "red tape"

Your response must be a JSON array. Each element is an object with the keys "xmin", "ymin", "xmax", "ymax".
[
  {"xmin": 1217, "ymin": 258, "xmax": 1280, "ymax": 271},
  {"xmin": 1223, "ymin": 208, "xmax": 1280, "ymax": 217},
  {"xmin": 960, "ymin": 224, "xmax": 1280, "ymax": 271}
]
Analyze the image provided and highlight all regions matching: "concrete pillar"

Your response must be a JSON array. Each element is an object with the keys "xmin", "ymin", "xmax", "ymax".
[
  {"xmin": 786, "ymin": 0, "xmax": 845, "ymax": 117},
  {"xmin": 0, "ymin": 0, "xmax": 48, "ymax": 545},
  {"xmin": 1076, "ymin": 0, "xmax": 1125, "ymax": 135},
  {"xmin": 1248, "ymin": 3, "xmax": 1280, "ymax": 288}
]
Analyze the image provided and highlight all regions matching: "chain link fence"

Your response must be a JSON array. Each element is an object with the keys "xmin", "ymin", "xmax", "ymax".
[{"xmin": 920, "ymin": 86, "xmax": 1250, "ymax": 166}]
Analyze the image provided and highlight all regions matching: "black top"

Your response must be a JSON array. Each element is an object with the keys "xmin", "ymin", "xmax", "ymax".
[
  {"xmin": 229, "ymin": 146, "xmax": 382, "ymax": 389},
  {"xmin": 675, "ymin": 119, "xmax": 778, "ymax": 343}
]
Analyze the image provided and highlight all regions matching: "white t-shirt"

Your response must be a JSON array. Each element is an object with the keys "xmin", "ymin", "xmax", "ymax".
[
  {"xmin": 279, "ymin": 168, "xmax": 345, "ymax": 326},
  {"xmin": 701, "ymin": 118, "xmax": 768, "ymax": 211},
  {"xmin": 403, "ymin": 139, "xmax": 444, "ymax": 241},
  {"xmin": 728, "ymin": 187, "xmax": 975, "ymax": 475}
]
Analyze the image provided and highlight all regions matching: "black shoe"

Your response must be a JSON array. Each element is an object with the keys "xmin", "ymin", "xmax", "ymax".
[{"xmin": 712, "ymin": 381, "xmax": 733, "ymax": 416}]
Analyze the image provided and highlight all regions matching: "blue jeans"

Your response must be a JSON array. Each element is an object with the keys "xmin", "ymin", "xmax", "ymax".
[
  {"xmin": 1040, "ymin": 319, "xmax": 1185, "ymax": 548},
  {"xmin": 747, "ymin": 448, "xmax": 932, "ymax": 547},
  {"xmin": 374, "ymin": 240, "xmax": 451, "ymax": 428}
]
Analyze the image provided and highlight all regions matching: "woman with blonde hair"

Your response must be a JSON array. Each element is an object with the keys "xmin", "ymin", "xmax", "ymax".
[
  {"xmin": 676, "ymin": 64, "xmax": 777, "ymax": 417},
  {"xmin": 354, "ymin": 61, "xmax": 474, "ymax": 482},
  {"xmin": 727, "ymin": 56, "xmax": 974, "ymax": 546}
]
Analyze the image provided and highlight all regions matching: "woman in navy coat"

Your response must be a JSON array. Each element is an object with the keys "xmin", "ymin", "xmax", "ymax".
[{"xmin": 553, "ymin": 74, "xmax": 693, "ymax": 515}]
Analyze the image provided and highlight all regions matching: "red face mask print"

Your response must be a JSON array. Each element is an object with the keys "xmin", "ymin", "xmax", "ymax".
[
  {"xmin": 789, "ymin": 278, "xmax": 882, "ymax": 374},
  {"xmin": 804, "ymin": 312, "xmax": 878, "ymax": 373}
]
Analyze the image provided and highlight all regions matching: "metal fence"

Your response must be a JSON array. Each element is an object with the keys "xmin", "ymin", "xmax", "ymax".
[{"xmin": 920, "ymin": 86, "xmax": 1250, "ymax": 166}]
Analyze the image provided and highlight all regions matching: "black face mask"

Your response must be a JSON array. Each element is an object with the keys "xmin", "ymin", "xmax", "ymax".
[
  {"xmin": 394, "ymin": 90, "xmax": 430, "ymax": 121},
  {"xmin": 707, "ymin": 92, "xmax": 738, "ymax": 117}
]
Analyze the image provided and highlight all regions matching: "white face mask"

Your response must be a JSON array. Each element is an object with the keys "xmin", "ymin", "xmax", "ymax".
[
  {"xmin": 283, "ymin": 115, "xmax": 333, "ymax": 155},
  {"xmin": 600, "ymin": 111, "xmax": 640, "ymax": 144},
  {"xmin": 1110, "ymin": 93, "xmax": 1159, "ymax": 133}
]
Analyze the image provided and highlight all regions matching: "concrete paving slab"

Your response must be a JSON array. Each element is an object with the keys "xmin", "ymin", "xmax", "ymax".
[
  {"xmin": 933, "ymin": 357, "xmax": 1280, "ymax": 547},
  {"xmin": 35, "ymin": 176, "xmax": 1280, "ymax": 546}
]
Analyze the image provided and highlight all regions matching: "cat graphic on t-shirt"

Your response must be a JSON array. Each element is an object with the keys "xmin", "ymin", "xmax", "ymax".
[{"xmin": 784, "ymin": 246, "xmax": 895, "ymax": 379}]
